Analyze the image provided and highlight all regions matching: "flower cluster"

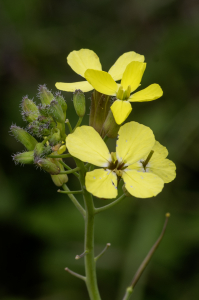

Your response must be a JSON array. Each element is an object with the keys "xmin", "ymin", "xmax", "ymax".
[{"xmin": 55, "ymin": 48, "xmax": 176, "ymax": 199}]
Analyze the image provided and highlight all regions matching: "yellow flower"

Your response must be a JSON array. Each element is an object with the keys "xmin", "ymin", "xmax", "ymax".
[
  {"xmin": 66, "ymin": 122, "xmax": 176, "ymax": 199},
  {"xmin": 55, "ymin": 49, "xmax": 144, "ymax": 93},
  {"xmin": 84, "ymin": 61, "xmax": 163, "ymax": 125}
]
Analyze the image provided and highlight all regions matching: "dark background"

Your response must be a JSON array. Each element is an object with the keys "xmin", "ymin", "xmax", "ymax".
[{"xmin": 1, "ymin": 0, "xmax": 199, "ymax": 299}]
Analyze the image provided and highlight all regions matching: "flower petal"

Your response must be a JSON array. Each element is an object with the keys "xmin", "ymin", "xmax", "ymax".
[
  {"xmin": 111, "ymin": 100, "xmax": 132, "ymax": 125},
  {"xmin": 55, "ymin": 81, "xmax": 93, "ymax": 92},
  {"xmin": 122, "ymin": 169, "xmax": 164, "ymax": 198},
  {"xmin": 152, "ymin": 141, "xmax": 168, "ymax": 159},
  {"xmin": 86, "ymin": 169, "xmax": 118, "ymax": 199},
  {"xmin": 108, "ymin": 52, "xmax": 145, "ymax": 81},
  {"xmin": 67, "ymin": 49, "xmax": 102, "ymax": 77},
  {"xmin": 116, "ymin": 121, "xmax": 155, "ymax": 165},
  {"xmin": 85, "ymin": 69, "xmax": 118, "ymax": 95},
  {"xmin": 121, "ymin": 61, "xmax": 146, "ymax": 92},
  {"xmin": 129, "ymin": 84, "xmax": 163, "ymax": 102},
  {"xmin": 147, "ymin": 158, "xmax": 176, "ymax": 183},
  {"xmin": 66, "ymin": 126, "xmax": 111, "ymax": 167}
]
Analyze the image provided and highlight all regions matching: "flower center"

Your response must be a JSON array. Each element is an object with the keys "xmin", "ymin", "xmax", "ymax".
[
  {"xmin": 116, "ymin": 85, "xmax": 131, "ymax": 100},
  {"xmin": 107, "ymin": 153, "xmax": 127, "ymax": 176}
]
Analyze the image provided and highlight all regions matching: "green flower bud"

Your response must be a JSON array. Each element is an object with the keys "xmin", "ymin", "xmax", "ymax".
[
  {"xmin": 13, "ymin": 151, "xmax": 34, "ymax": 164},
  {"xmin": 36, "ymin": 158, "xmax": 60, "ymax": 175},
  {"xmin": 10, "ymin": 125, "xmax": 38, "ymax": 150},
  {"xmin": 51, "ymin": 159, "xmax": 68, "ymax": 186},
  {"xmin": 55, "ymin": 92, "xmax": 67, "ymax": 113},
  {"xmin": 38, "ymin": 85, "xmax": 54, "ymax": 105},
  {"xmin": 73, "ymin": 90, "xmax": 86, "ymax": 117},
  {"xmin": 38, "ymin": 104, "xmax": 50, "ymax": 117},
  {"xmin": 48, "ymin": 100, "xmax": 65, "ymax": 123},
  {"xmin": 34, "ymin": 142, "xmax": 52, "ymax": 159},
  {"xmin": 21, "ymin": 96, "xmax": 40, "ymax": 122},
  {"xmin": 48, "ymin": 130, "xmax": 61, "ymax": 146},
  {"xmin": 101, "ymin": 110, "xmax": 120, "ymax": 138}
]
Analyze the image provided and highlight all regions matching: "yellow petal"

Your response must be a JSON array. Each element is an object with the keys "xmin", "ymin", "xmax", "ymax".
[
  {"xmin": 122, "ymin": 169, "xmax": 164, "ymax": 198},
  {"xmin": 121, "ymin": 61, "xmax": 146, "ymax": 92},
  {"xmin": 55, "ymin": 81, "xmax": 93, "ymax": 92},
  {"xmin": 129, "ymin": 84, "xmax": 163, "ymax": 102},
  {"xmin": 67, "ymin": 49, "xmax": 102, "ymax": 77},
  {"xmin": 110, "ymin": 100, "xmax": 132, "ymax": 125},
  {"xmin": 86, "ymin": 169, "xmax": 118, "ymax": 199},
  {"xmin": 152, "ymin": 141, "xmax": 168, "ymax": 159},
  {"xmin": 108, "ymin": 52, "xmax": 145, "ymax": 81},
  {"xmin": 57, "ymin": 145, "xmax": 66, "ymax": 155},
  {"xmin": 147, "ymin": 158, "xmax": 176, "ymax": 183},
  {"xmin": 66, "ymin": 126, "xmax": 111, "ymax": 167},
  {"xmin": 116, "ymin": 121, "xmax": 155, "ymax": 165},
  {"xmin": 85, "ymin": 69, "xmax": 118, "ymax": 95}
]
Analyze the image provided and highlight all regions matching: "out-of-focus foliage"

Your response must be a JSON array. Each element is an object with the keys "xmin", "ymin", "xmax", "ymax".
[{"xmin": 0, "ymin": 0, "xmax": 199, "ymax": 299}]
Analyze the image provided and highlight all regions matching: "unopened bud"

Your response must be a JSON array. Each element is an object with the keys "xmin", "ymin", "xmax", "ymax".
[
  {"xmin": 55, "ymin": 92, "xmax": 67, "ymax": 113},
  {"xmin": 48, "ymin": 130, "xmax": 61, "ymax": 146},
  {"xmin": 34, "ymin": 142, "xmax": 51, "ymax": 159},
  {"xmin": 38, "ymin": 85, "xmax": 54, "ymax": 105},
  {"xmin": 38, "ymin": 104, "xmax": 50, "ymax": 117},
  {"xmin": 36, "ymin": 158, "xmax": 60, "ymax": 175},
  {"xmin": 48, "ymin": 100, "xmax": 65, "ymax": 123},
  {"xmin": 73, "ymin": 90, "xmax": 86, "ymax": 117},
  {"xmin": 10, "ymin": 125, "xmax": 38, "ymax": 150},
  {"xmin": 21, "ymin": 96, "xmax": 40, "ymax": 122},
  {"xmin": 13, "ymin": 151, "xmax": 34, "ymax": 164},
  {"xmin": 101, "ymin": 110, "xmax": 120, "ymax": 138},
  {"xmin": 51, "ymin": 160, "xmax": 68, "ymax": 186}
]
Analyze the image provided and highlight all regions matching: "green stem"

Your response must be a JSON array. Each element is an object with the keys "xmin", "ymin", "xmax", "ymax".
[
  {"xmin": 58, "ymin": 189, "xmax": 83, "ymax": 195},
  {"xmin": 59, "ymin": 167, "xmax": 80, "ymax": 174},
  {"xmin": 94, "ymin": 194, "xmax": 126, "ymax": 214},
  {"xmin": 47, "ymin": 153, "xmax": 72, "ymax": 158},
  {"xmin": 62, "ymin": 184, "xmax": 85, "ymax": 218},
  {"xmin": 65, "ymin": 119, "xmax": 73, "ymax": 133},
  {"xmin": 73, "ymin": 116, "xmax": 83, "ymax": 132},
  {"xmin": 59, "ymin": 160, "xmax": 79, "ymax": 178},
  {"xmin": 75, "ymin": 159, "xmax": 102, "ymax": 300}
]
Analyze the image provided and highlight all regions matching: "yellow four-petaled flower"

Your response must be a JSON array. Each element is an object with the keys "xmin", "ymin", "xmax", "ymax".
[{"xmin": 66, "ymin": 122, "xmax": 176, "ymax": 199}]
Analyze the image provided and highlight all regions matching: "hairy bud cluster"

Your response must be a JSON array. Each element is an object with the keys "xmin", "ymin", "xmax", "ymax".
[{"xmin": 11, "ymin": 85, "xmax": 68, "ymax": 186}]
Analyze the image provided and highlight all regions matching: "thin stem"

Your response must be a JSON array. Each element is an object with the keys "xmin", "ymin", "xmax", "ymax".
[
  {"xmin": 58, "ymin": 189, "xmax": 83, "ymax": 195},
  {"xmin": 65, "ymin": 267, "xmax": 86, "ymax": 281},
  {"xmin": 62, "ymin": 184, "xmax": 85, "ymax": 218},
  {"xmin": 73, "ymin": 116, "xmax": 83, "ymax": 132},
  {"xmin": 59, "ymin": 160, "xmax": 79, "ymax": 178},
  {"xmin": 75, "ymin": 159, "xmax": 102, "ymax": 300},
  {"xmin": 65, "ymin": 119, "xmax": 73, "ymax": 133},
  {"xmin": 59, "ymin": 167, "xmax": 80, "ymax": 174},
  {"xmin": 95, "ymin": 243, "xmax": 111, "ymax": 262},
  {"xmin": 47, "ymin": 153, "xmax": 72, "ymax": 158},
  {"xmin": 122, "ymin": 213, "xmax": 171, "ymax": 300},
  {"xmin": 94, "ymin": 194, "xmax": 126, "ymax": 214},
  {"xmin": 142, "ymin": 150, "xmax": 154, "ymax": 169}
]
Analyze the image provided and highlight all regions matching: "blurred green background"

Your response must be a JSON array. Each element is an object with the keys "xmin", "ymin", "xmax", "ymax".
[{"xmin": 1, "ymin": 0, "xmax": 199, "ymax": 299}]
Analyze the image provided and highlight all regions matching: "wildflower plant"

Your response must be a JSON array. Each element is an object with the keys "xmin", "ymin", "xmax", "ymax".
[{"xmin": 11, "ymin": 49, "xmax": 176, "ymax": 300}]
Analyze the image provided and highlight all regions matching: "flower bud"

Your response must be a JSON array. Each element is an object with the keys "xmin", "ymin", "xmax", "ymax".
[
  {"xmin": 38, "ymin": 104, "xmax": 50, "ymax": 117},
  {"xmin": 101, "ymin": 110, "xmax": 120, "ymax": 138},
  {"xmin": 55, "ymin": 92, "xmax": 67, "ymax": 113},
  {"xmin": 34, "ymin": 142, "xmax": 51, "ymax": 159},
  {"xmin": 10, "ymin": 125, "xmax": 38, "ymax": 150},
  {"xmin": 73, "ymin": 90, "xmax": 86, "ymax": 117},
  {"xmin": 48, "ymin": 130, "xmax": 61, "ymax": 146},
  {"xmin": 51, "ymin": 160, "xmax": 68, "ymax": 186},
  {"xmin": 36, "ymin": 158, "xmax": 60, "ymax": 175},
  {"xmin": 13, "ymin": 151, "xmax": 34, "ymax": 164},
  {"xmin": 21, "ymin": 96, "xmax": 40, "ymax": 122},
  {"xmin": 38, "ymin": 85, "xmax": 54, "ymax": 105},
  {"xmin": 48, "ymin": 100, "xmax": 65, "ymax": 123}
]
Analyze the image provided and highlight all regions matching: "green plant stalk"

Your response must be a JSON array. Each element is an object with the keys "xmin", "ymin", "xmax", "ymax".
[{"xmin": 75, "ymin": 158, "xmax": 102, "ymax": 300}]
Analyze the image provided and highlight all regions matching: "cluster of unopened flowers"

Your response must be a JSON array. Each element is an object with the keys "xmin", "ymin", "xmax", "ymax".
[{"xmin": 11, "ymin": 49, "xmax": 176, "ymax": 199}]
